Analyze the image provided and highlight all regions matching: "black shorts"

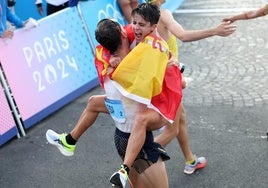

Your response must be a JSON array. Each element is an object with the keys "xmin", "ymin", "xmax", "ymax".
[
  {"xmin": 46, "ymin": 2, "xmax": 69, "ymax": 15},
  {"xmin": 114, "ymin": 128, "xmax": 170, "ymax": 173}
]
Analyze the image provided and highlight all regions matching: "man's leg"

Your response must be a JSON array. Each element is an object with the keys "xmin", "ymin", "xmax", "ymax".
[
  {"xmin": 70, "ymin": 95, "xmax": 108, "ymax": 140},
  {"xmin": 110, "ymin": 107, "xmax": 169, "ymax": 187},
  {"xmin": 46, "ymin": 95, "xmax": 108, "ymax": 156},
  {"xmin": 112, "ymin": 127, "xmax": 170, "ymax": 188}
]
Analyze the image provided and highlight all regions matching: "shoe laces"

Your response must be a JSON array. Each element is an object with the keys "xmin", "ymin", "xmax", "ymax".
[{"xmin": 120, "ymin": 165, "xmax": 128, "ymax": 177}]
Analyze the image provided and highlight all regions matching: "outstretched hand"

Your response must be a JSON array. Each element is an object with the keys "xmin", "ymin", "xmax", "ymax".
[
  {"xmin": 215, "ymin": 21, "xmax": 237, "ymax": 37},
  {"xmin": 222, "ymin": 17, "xmax": 234, "ymax": 23}
]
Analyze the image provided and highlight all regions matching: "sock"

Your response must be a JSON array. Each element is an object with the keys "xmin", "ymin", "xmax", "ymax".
[
  {"xmin": 65, "ymin": 133, "xmax": 77, "ymax": 145},
  {"xmin": 186, "ymin": 158, "xmax": 196, "ymax": 165},
  {"xmin": 121, "ymin": 164, "xmax": 130, "ymax": 176}
]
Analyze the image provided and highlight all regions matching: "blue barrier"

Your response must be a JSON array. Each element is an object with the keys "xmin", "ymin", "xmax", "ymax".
[
  {"xmin": 14, "ymin": 0, "xmax": 43, "ymax": 20},
  {"xmin": 78, "ymin": 0, "xmax": 126, "ymax": 49},
  {"xmin": 14, "ymin": 0, "xmax": 184, "ymax": 21},
  {"xmin": 0, "ymin": 8, "xmax": 99, "ymax": 130}
]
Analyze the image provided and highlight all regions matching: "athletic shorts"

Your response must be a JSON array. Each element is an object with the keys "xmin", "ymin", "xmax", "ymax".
[{"xmin": 114, "ymin": 128, "xmax": 170, "ymax": 173}]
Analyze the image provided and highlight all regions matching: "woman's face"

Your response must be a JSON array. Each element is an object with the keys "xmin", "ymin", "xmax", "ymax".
[{"xmin": 131, "ymin": 14, "xmax": 157, "ymax": 43}]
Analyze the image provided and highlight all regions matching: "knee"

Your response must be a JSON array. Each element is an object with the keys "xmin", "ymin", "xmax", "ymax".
[
  {"xmin": 179, "ymin": 109, "xmax": 186, "ymax": 126},
  {"xmin": 165, "ymin": 124, "xmax": 179, "ymax": 138},
  {"xmin": 135, "ymin": 114, "xmax": 148, "ymax": 128},
  {"xmin": 87, "ymin": 96, "xmax": 94, "ymax": 105},
  {"xmin": 87, "ymin": 96, "xmax": 98, "ymax": 110}
]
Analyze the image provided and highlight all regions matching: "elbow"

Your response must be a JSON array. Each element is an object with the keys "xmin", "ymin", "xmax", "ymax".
[
  {"xmin": 180, "ymin": 37, "xmax": 191, "ymax": 42},
  {"xmin": 178, "ymin": 34, "xmax": 191, "ymax": 42},
  {"xmin": 180, "ymin": 38, "xmax": 187, "ymax": 42}
]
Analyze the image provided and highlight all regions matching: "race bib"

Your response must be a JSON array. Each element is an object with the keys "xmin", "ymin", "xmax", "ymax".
[{"xmin": 104, "ymin": 98, "xmax": 126, "ymax": 123}]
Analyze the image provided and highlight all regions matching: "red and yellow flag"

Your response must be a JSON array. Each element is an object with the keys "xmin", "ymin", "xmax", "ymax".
[
  {"xmin": 94, "ymin": 34, "xmax": 182, "ymax": 123},
  {"xmin": 111, "ymin": 34, "xmax": 170, "ymax": 105},
  {"xmin": 95, "ymin": 45, "xmax": 111, "ymax": 88},
  {"xmin": 150, "ymin": 65, "xmax": 182, "ymax": 122}
]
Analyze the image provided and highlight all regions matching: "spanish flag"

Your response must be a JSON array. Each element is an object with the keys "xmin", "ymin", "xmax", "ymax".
[
  {"xmin": 95, "ymin": 35, "xmax": 182, "ymax": 123},
  {"xmin": 95, "ymin": 45, "xmax": 111, "ymax": 88},
  {"xmin": 111, "ymin": 34, "xmax": 170, "ymax": 105},
  {"xmin": 150, "ymin": 65, "xmax": 182, "ymax": 122}
]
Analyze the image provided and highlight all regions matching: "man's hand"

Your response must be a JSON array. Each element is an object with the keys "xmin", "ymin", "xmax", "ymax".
[
  {"xmin": 167, "ymin": 57, "xmax": 178, "ymax": 66},
  {"xmin": 222, "ymin": 17, "xmax": 235, "ymax": 23},
  {"xmin": 23, "ymin": 20, "xmax": 29, "ymax": 27},
  {"xmin": 109, "ymin": 56, "xmax": 121, "ymax": 68},
  {"xmin": 1, "ymin": 30, "xmax": 14, "ymax": 39}
]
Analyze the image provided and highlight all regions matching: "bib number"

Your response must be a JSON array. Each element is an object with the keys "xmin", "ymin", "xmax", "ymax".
[{"xmin": 105, "ymin": 98, "xmax": 126, "ymax": 123}]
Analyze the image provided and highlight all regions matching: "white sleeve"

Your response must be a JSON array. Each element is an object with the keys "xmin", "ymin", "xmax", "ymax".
[{"xmin": 35, "ymin": 0, "xmax": 42, "ymax": 5}]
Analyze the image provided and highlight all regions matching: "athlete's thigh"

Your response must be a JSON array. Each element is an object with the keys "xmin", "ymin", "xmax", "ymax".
[
  {"xmin": 131, "ymin": 158, "xmax": 168, "ymax": 188},
  {"xmin": 144, "ymin": 109, "xmax": 170, "ymax": 131}
]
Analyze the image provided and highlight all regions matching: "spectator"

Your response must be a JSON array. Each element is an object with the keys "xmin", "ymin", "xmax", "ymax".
[
  {"xmin": 35, "ymin": 0, "xmax": 69, "ymax": 16},
  {"xmin": 0, "ymin": 0, "xmax": 26, "ymax": 39},
  {"xmin": 117, "ymin": 0, "xmax": 138, "ymax": 23},
  {"xmin": 223, "ymin": 4, "xmax": 268, "ymax": 22},
  {"xmin": 68, "ymin": 0, "xmax": 79, "ymax": 7},
  {"xmin": 7, "ymin": 0, "xmax": 16, "ymax": 7},
  {"xmin": 68, "ymin": 0, "xmax": 89, "ymax": 7}
]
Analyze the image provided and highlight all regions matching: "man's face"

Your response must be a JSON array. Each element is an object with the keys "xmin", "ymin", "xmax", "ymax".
[{"xmin": 132, "ymin": 14, "xmax": 156, "ymax": 43}]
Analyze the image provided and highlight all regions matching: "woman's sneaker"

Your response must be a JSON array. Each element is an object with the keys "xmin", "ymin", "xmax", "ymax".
[
  {"xmin": 184, "ymin": 155, "xmax": 207, "ymax": 174},
  {"xmin": 46, "ymin": 129, "xmax": 76, "ymax": 157}
]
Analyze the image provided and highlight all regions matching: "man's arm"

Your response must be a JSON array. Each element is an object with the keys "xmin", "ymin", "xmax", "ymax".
[
  {"xmin": 6, "ymin": 6, "xmax": 24, "ymax": 28},
  {"xmin": 35, "ymin": 0, "xmax": 43, "ymax": 15},
  {"xmin": 223, "ymin": 4, "xmax": 268, "ymax": 22}
]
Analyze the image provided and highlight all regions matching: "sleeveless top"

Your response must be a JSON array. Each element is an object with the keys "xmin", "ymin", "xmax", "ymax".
[
  {"xmin": 167, "ymin": 34, "xmax": 179, "ymax": 60},
  {"xmin": 104, "ymin": 78, "xmax": 139, "ymax": 133}
]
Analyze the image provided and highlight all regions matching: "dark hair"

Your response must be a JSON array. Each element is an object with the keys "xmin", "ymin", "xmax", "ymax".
[
  {"xmin": 95, "ymin": 19, "xmax": 122, "ymax": 54},
  {"xmin": 131, "ymin": 3, "xmax": 160, "ymax": 25},
  {"xmin": 8, "ymin": 0, "xmax": 16, "ymax": 7}
]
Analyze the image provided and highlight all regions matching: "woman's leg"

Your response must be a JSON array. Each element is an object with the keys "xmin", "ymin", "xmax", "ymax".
[
  {"xmin": 70, "ymin": 95, "xmax": 108, "ymax": 140},
  {"xmin": 130, "ymin": 158, "xmax": 168, "ymax": 188}
]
